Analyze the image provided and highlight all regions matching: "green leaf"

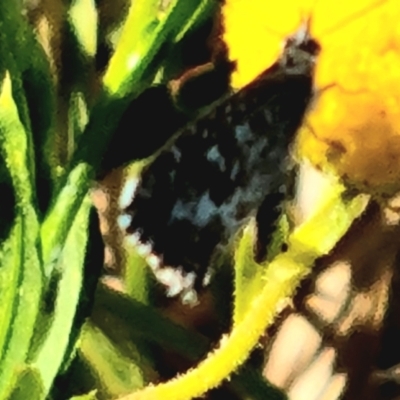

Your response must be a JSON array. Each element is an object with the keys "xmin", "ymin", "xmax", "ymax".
[
  {"xmin": 174, "ymin": 0, "xmax": 218, "ymax": 43},
  {"xmin": 30, "ymin": 198, "xmax": 91, "ymax": 396},
  {"xmin": 7, "ymin": 366, "xmax": 45, "ymax": 400},
  {"xmin": 124, "ymin": 248, "xmax": 152, "ymax": 304},
  {"xmin": 68, "ymin": 0, "xmax": 98, "ymax": 58},
  {"xmin": 94, "ymin": 285, "xmax": 209, "ymax": 360},
  {"xmin": 68, "ymin": 91, "xmax": 89, "ymax": 152},
  {"xmin": 103, "ymin": 0, "xmax": 204, "ymax": 97},
  {"xmin": 0, "ymin": 14, "xmax": 34, "ymax": 187},
  {"xmin": 94, "ymin": 285, "xmax": 281, "ymax": 400},
  {"xmin": 0, "ymin": 224, "xmax": 23, "ymax": 362},
  {"xmin": 40, "ymin": 162, "xmax": 91, "ymax": 277},
  {"xmin": 233, "ymin": 220, "xmax": 266, "ymax": 326},
  {"xmin": 0, "ymin": 1, "xmax": 56, "ymax": 212},
  {"xmin": 0, "ymin": 74, "xmax": 43, "ymax": 400},
  {"xmin": 123, "ymin": 165, "xmax": 152, "ymax": 303},
  {"xmin": 233, "ymin": 216, "xmax": 289, "ymax": 326},
  {"xmin": 233, "ymin": 178, "xmax": 366, "ymax": 327},
  {"xmin": 0, "ymin": 214, "xmax": 42, "ymax": 400},
  {"xmin": 0, "ymin": 74, "xmax": 35, "ymax": 205},
  {"xmin": 118, "ymin": 0, "xmax": 161, "ymax": 51},
  {"xmin": 79, "ymin": 322, "xmax": 146, "ymax": 398},
  {"xmin": 288, "ymin": 182, "xmax": 368, "ymax": 261},
  {"xmin": 69, "ymin": 391, "xmax": 98, "ymax": 400}
]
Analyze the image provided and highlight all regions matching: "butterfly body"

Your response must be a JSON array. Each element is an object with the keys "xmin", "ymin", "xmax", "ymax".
[{"xmin": 119, "ymin": 28, "xmax": 320, "ymax": 303}]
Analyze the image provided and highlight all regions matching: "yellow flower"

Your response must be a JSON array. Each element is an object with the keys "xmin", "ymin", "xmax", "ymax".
[{"xmin": 223, "ymin": 0, "xmax": 400, "ymax": 195}]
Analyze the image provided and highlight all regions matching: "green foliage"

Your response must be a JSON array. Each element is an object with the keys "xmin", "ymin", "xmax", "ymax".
[{"xmin": 0, "ymin": 1, "xmax": 368, "ymax": 400}]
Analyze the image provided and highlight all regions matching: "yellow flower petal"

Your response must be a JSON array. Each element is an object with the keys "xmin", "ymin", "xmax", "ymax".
[{"xmin": 223, "ymin": 0, "xmax": 400, "ymax": 194}]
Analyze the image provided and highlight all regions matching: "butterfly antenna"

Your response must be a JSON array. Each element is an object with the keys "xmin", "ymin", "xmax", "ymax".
[{"xmin": 297, "ymin": 9, "xmax": 314, "ymax": 41}]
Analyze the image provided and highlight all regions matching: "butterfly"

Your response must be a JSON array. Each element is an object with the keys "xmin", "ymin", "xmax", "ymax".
[{"xmin": 117, "ymin": 25, "xmax": 320, "ymax": 304}]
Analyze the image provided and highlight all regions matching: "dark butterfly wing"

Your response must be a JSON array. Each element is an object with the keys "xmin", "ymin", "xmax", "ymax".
[{"xmin": 119, "ymin": 28, "xmax": 320, "ymax": 302}]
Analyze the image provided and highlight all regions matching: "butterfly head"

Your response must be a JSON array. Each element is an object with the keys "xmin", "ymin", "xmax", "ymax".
[{"xmin": 279, "ymin": 21, "xmax": 321, "ymax": 75}]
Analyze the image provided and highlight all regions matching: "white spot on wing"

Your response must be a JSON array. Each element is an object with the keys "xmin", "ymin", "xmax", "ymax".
[
  {"xmin": 171, "ymin": 145, "xmax": 181, "ymax": 162},
  {"xmin": 137, "ymin": 242, "xmax": 152, "ymax": 257},
  {"xmin": 234, "ymin": 123, "xmax": 252, "ymax": 144},
  {"xmin": 217, "ymin": 171, "xmax": 275, "ymax": 240},
  {"xmin": 181, "ymin": 289, "xmax": 198, "ymax": 306},
  {"xmin": 119, "ymin": 177, "xmax": 139, "ymax": 209},
  {"xmin": 171, "ymin": 199, "xmax": 196, "ymax": 221},
  {"xmin": 206, "ymin": 145, "xmax": 226, "ymax": 171},
  {"xmin": 155, "ymin": 267, "xmax": 197, "ymax": 298},
  {"xmin": 195, "ymin": 191, "xmax": 217, "ymax": 226},
  {"xmin": 183, "ymin": 272, "xmax": 196, "ymax": 290},
  {"xmin": 166, "ymin": 283, "xmax": 183, "ymax": 297},
  {"xmin": 247, "ymin": 137, "xmax": 268, "ymax": 166},
  {"xmin": 125, "ymin": 232, "xmax": 140, "ymax": 246},
  {"xmin": 230, "ymin": 161, "xmax": 239, "ymax": 181},
  {"xmin": 156, "ymin": 267, "xmax": 184, "ymax": 296},
  {"xmin": 117, "ymin": 214, "xmax": 132, "ymax": 230},
  {"xmin": 146, "ymin": 253, "xmax": 161, "ymax": 271}
]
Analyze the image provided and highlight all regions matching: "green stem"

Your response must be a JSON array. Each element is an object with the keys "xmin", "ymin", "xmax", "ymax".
[{"xmin": 120, "ymin": 190, "xmax": 367, "ymax": 400}]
